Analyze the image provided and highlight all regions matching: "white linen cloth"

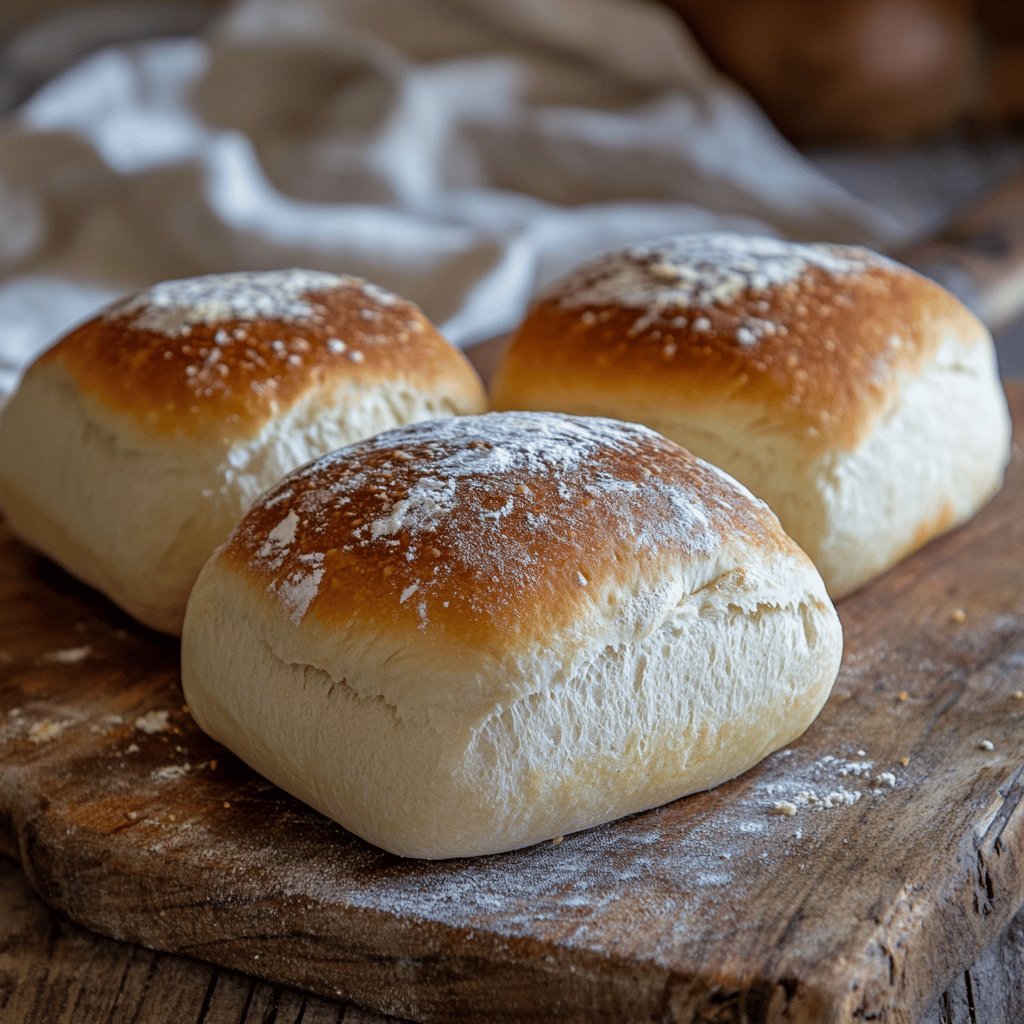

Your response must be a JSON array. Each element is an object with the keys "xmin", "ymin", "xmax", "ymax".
[{"xmin": 0, "ymin": 0, "xmax": 915, "ymax": 393}]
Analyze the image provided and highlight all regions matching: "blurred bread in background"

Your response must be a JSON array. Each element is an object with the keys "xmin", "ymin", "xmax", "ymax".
[
  {"xmin": 664, "ymin": 0, "xmax": 1024, "ymax": 142},
  {"xmin": 978, "ymin": 0, "xmax": 1024, "ymax": 126}
]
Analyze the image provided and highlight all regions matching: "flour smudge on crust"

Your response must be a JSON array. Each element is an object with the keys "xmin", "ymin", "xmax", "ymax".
[{"xmin": 233, "ymin": 411, "xmax": 783, "ymax": 630}]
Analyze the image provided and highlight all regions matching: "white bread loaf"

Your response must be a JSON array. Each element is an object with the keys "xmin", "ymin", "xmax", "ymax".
[
  {"xmin": 491, "ymin": 234, "xmax": 1012, "ymax": 597},
  {"xmin": 182, "ymin": 411, "xmax": 843, "ymax": 860},
  {"xmin": 0, "ymin": 270, "xmax": 486, "ymax": 634}
]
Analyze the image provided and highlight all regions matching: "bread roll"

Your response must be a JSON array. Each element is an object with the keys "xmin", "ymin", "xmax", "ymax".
[
  {"xmin": 491, "ymin": 234, "xmax": 1012, "ymax": 597},
  {"xmin": 182, "ymin": 411, "xmax": 842, "ymax": 859},
  {"xmin": 666, "ymin": 0, "xmax": 977, "ymax": 142},
  {"xmin": 0, "ymin": 270, "xmax": 486, "ymax": 634}
]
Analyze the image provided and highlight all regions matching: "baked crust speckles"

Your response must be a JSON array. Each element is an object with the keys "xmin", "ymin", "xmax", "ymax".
[
  {"xmin": 220, "ymin": 411, "xmax": 801, "ymax": 644},
  {"xmin": 40, "ymin": 270, "xmax": 458, "ymax": 441},
  {"xmin": 493, "ymin": 234, "xmax": 988, "ymax": 451}
]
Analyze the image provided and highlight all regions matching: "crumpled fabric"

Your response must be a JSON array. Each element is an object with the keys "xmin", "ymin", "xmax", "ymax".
[{"xmin": 0, "ymin": 0, "xmax": 909, "ymax": 393}]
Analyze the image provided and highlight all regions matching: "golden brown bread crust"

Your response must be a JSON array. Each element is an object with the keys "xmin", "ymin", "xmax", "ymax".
[
  {"xmin": 491, "ymin": 235, "xmax": 987, "ymax": 452},
  {"xmin": 39, "ymin": 271, "xmax": 484, "ymax": 442},
  {"xmin": 218, "ymin": 412, "xmax": 802, "ymax": 649}
]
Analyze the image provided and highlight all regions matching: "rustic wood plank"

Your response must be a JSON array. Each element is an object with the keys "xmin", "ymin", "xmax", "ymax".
[
  {"xmin": 0, "ymin": 856, "xmax": 162, "ymax": 1023},
  {"xmin": 918, "ymin": 903, "xmax": 1024, "ymax": 1023},
  {"xmin": 0, "ymin": 389, "xmax": 1022, "ymax": 1023},
  {"xmin": 198, "ymin": 971, "xmax": 260, "ymax": 1024},
  {"xmin": 0, "ymin": 856, "xmax": 357, "ymax": 1024},
  {"xmin": 344, "ymin": 1009, "xmax": 408, "ymax": 1024},
  {"xmin": 964, "ymin": 910, "xmax": 1024, "ymax": 1022},
  {"xmin": 3, "ymin": 846, "xmax": 1023, "ymax": 1023}
]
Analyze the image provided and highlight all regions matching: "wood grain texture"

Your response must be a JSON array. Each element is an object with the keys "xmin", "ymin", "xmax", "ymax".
[
  {"xmin": 2, "ymin": 853, "xmax": 1021, "ymax": 1024},
  {"xmin": 0, "ymin": 856, "xmax": 397, "ymax": 1023},
  {"xmin": 0, "ymin": 388, "xmax": 1023, "ymax": 1024},
  {"xmin": 919, "ymin": 910, "xmax": 1024, "ymax": 1023}
]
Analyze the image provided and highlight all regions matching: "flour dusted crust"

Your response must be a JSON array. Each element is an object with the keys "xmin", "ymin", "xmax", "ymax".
[
  {"xmin": 491, "ymin": 234, "xmax": 1012, "ymax": 596},
  {"xmin": 182, "ymin": 411, "xmax": 843, "ymax": 859},
  {"xmin": 45, "ymin": 270, "xmax": 479, "ymax": 440},
  {"xmin": 0, "ymin": 270, "xmax": 486, "ymax": 634}
]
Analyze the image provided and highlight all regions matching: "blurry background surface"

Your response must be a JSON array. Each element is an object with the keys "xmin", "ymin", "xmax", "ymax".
[
  {"xmin": 0, "ymin": 0, "xmax": 1021, "ymax": 380},
  {"xmin": 666, "ymin": 0, "xmax": 1024, "ymax": 143}
]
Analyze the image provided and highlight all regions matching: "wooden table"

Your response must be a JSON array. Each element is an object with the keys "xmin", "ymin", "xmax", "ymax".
[
  {"xmin": 2, "ymin": 853, "xmax": 1022, "ymax": 1023},
  {"xmin": 1, "ymin": 367, "xmax": 1022, "ymax": 1024}
]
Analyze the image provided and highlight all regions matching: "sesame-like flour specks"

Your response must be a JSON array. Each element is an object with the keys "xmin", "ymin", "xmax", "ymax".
[
  {"xmin": 104, "ymin": 269, "xmax": 398, "ymax": 337},
  {"xmin": 91, "ymin": 270, "xmax": 417, "ymax": 410},
  {"xmin": 233, "ymin": 412, "xmax": 776, "ymax": 630},
  {"xmin": 550, "ymin": 233, "xmax": 885, "ymax": 346}
]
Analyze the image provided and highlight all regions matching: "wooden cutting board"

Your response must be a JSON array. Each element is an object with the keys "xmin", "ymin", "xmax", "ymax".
[{"xmin": 1, "ymin": 387, "xmax": 1023, "ymax": 1024}]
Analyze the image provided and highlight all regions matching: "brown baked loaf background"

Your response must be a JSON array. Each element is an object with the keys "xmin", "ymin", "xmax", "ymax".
[{"xmin": 663, "ymin": 0, "xmax": 1024, "ymax": 142}]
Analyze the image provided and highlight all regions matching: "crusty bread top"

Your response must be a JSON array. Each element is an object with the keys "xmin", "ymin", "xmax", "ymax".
[
  {"xmin": 216, "ymin": 411, "xmax": 811, "ymax": 650},
  {"xmin": 37, "ymin": 270, "xmax": 484, "ymax": 441},
  {"xmin": 492, "ymin": 234, "xmax": 988, "ymax": 451}
]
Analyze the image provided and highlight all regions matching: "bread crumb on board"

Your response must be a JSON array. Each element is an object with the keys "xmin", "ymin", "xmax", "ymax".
[
  {"xmin": 1013, "ymin": 691, "xmax": 1024, "ymax": 701},
  {"xmin": 28, "ymin": 719, "xmax": 68, "ymax": 743},
  {"xmin": 948, "ymin": 608, "xmax": 967, "ymax": 624},
  {"xmin": 978, "ymin": 739, "xmax": 995, "ymax": 751},
  {"xmin": 788, "ymin": 790, "xmax": 853, "ymax": 811},
  {"xmin": 88, "ymin": 713, "xmax": 124, "ymax": 736},
  {"xmin": 134, "ymin": 710, "xmax": 171, "ymax": 734},
  {"xmin": 764, "ymin": 752, "xmax": 902, "ymax": 817},
  {"xmin": 40, "ymin": 645, "xmax": 92, "ymax": 664}
]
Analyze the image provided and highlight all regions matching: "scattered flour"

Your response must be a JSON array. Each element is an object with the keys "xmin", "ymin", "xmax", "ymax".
[
  {"xmin": 238, "ymin": 412, "xmax": 772, "ymax": 629},
  {"xmin": 260, "ymin": 509, "xmax": 300, "ymax": 560},
  {"xmin": 62, "ymin": 734, "xmax": 910, "ymax": 974},
  {"xmin": 99, "ymin": 270, "xmax": 413, "ymax": 403},
  {"xmin": 271, "ymin": 553, "xmax": 325, "ymax": 625},
  {"xmin": 89, "ymin": 713, "xmax": 124, "ymax": 735},
  {"xmin": 106, "ymin": 270, "xmax": 345, "ymax": 336},
  {"xmin": 549, "ymin": 233, "xmax": 884, "ymax": 347},
  {"xmin": 819, "ymin": 754, "xmax": 874, "ymax": 778},
  {"xmin": 28, "ymin": 719, "xmax": 68, "ymax": 743},
  {"xmin": 762, "ymin": 751, "xmax": 900, "ymax": 815},
  {"xmin": 134, "ymin": 710, "xmax": 172, "ymax": 734},
  {"xmin": 40, "ymin": 645, "xmax": 92, "ymax": 664}
]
